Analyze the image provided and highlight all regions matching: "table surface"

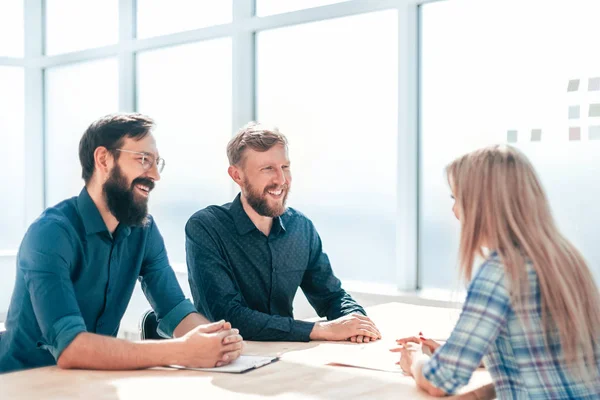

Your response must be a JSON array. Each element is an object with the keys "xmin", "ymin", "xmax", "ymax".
[{"xmin": 0, "ymin": 302, "xmax": 493, "ymax": 399}]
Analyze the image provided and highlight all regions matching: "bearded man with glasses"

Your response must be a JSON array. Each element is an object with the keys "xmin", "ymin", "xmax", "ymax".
[{"xmin": 0, "ymin": 113, "xmax": 243, "ymax": 374}]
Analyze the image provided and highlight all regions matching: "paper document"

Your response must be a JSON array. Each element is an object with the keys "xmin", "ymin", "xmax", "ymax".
[
  {"xmin": 327, "ymin": 345, "xmax": 403, "ymax": 373},
  {"xmin": 170, "ymin": 355, "xmax": 278, "ymax": 373}
]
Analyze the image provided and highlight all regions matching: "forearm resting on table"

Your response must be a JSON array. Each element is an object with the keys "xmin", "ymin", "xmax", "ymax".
[
  {"xmin": 57, "ymin": 332, "xmax": 185, "ymax": 370},
  {"xmin": 412, "ymin": 359, "xmax": 496, "ymax": 399},
  {"xmin": 412, "ymin": 358, "xmax": 447, "ymax": 397}
]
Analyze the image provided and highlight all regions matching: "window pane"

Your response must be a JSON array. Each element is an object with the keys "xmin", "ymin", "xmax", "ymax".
[
  {"xmin": 256, "ymin": 0, "xmax": 348, "ymax": 16},
  {"xmin": 136, "ymin": 0, "xmax": 232, "ymax": 39},
  {"xmin": 45, "ymin": 0, "xmax": 118, "ymax": 55},
  {"xmin": 0, "ymin": 1, "xmax": 24, "ymax": 57},
  {"xmin": 421, "ymin": 0, "xmax": 600, "ymax": 289},
  {"xmin": 45, "ymin": 58, "xmax": 118, "ymax": 205},
  {"xmin": 0, "ymin": 67, "xmax": 25, "ymax": 249},
  {"xmin": 137, "ymin": 39, "xmax": 232, "ymax": 266},
  {"xmin": 257, "ymin": 11, "xmax": 398, "ymax": 283}
]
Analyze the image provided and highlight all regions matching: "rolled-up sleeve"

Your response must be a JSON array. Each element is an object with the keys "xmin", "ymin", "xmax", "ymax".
[
  {"xmin": 19, "ymin": 221, "xmax": 87, "ymax": 361},
  {"xmin": 422, "ymin": 259, "xmax": 510, "ymax": 394},
  {"xmin": 156, "ymin": 299, "xmax": 197, "ymax": 338},
  {"xmin": 140, "ymin": 218, "xmax": 196, "ymax": 338}
]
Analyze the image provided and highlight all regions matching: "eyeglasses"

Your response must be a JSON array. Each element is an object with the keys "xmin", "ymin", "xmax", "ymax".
[{"xmin": 114, "ymin": 149, "xmax": 165, "ymax": 173}]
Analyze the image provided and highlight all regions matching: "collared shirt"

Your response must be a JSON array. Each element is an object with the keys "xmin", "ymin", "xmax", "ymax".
[
  {"xmin": 0, "ymin": 188, "xmax": 196, "ymax": 373},
  {"xmin": 422, "ymin": 253, "xmax": 600, "ymax": 399},
  {"xmin": 185, "ymin": 193, "xmax": 365, "ymax": 342}
]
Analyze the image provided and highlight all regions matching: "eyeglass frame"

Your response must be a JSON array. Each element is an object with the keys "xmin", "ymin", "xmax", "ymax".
[{"xmin": 112, "ymin": 148, "xmax": 165, "ymax": 173}]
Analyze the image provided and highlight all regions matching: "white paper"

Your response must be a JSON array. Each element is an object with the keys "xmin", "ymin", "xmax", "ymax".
[
  {"xmin": 327, "ymin": 345, "xmax": 403, "ymax": 373},
  {"xmin": 170, "ymin": 355, "xmax": 278, "ymax": 373}
]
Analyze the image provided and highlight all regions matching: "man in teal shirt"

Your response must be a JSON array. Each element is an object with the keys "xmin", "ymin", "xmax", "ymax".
[{"xmin": 0, "ymin": 113, "xmax": 243, "ymax": 373}]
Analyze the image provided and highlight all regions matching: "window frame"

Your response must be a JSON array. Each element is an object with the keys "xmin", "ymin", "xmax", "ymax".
[{"xmin": 0, "ymin": 0, "xmax": 439, "ymax": 294}]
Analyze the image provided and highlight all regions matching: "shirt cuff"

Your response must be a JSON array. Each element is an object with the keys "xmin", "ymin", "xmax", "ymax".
[
  {"xmin": 351, "ymin": 308, "xmax": 367, "ymax": 316},
  {"xmin": 37, "ymin": 315, "xmax": 87, "ymax": 361},
  {"xmin": 288, "ymin": 320, "xmax": 315, "ymax": 342},
  {"xmin": 422, "ymin": 355, "xmax": 460, "ymax": 395},
  {"xmin": 156, "ymin": 299, "xmax": 197, "ymax": 338}
]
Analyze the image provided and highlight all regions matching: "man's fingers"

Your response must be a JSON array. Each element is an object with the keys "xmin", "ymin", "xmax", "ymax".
[
  {"xmin": 352, "ymin": 315, "xmax": 382, "ymax": 337},
  {"xmin": 356, "ymin": 328, "xmax": 379, "ymax": 339},
  {"xmin": 362, "ymin": 322, "xmax": 381, "ymax": 338},
  {"xmin": 222, "ymin": 333, "xmax": 243, "ymax": 344},
  {"xmin": 221, "ymin": 349, "xmax": 242, "ymax": 363},
  {"xmin": 217, "ymin": 328, "xmax": 239, "ymax": 339},
  {"xmin": 389, "ymin": 346, "xmax": 404, "ymax": 353},
  {"xmin": 356, "ymin": 335, "xmax": 364, "ymax": 343},
  {"xmin": 350, "ymin": 336, "xmax": 357, "ymax": 342},
  {"xmin": 358, "ymin": 324, "xmax": 380, "ymax": 338},
  {"xmin": 196, "ymin": 320, "xmax": 226, "ymax": 333},
  {"xmin": 222, "ymin": 321, "xmax": 232, "ymax": 330},
  {"xmin": 221, "ymin": 341, "xmax": 244, "ymax": 354}
]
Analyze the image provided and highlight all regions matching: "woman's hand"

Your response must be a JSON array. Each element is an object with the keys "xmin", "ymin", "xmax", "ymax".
[
  {"xmin": 390, "ymin": 338, "xmax": 425, "ymax": 375},
  {"xmin": 390, "ymin": 334, "xmax": 449, "ymax": 397},
  {"xmin": 395, "ymin": 333, "xmax": 442, "ymax": 356}
]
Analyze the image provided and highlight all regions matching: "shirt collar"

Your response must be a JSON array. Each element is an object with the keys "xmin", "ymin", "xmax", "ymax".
[
  {"xmin": 231, "ymin": 193, "xmax": 287, "ymax": 236},
  {"xmin": 274, "ymin": 212, "xmax": 287, "ymax": 235},
  {"xmin": 77, "ymin": 187, "xmax": 109, "ymax": 236}
]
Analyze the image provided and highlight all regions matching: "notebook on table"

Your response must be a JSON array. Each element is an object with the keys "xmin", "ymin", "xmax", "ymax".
[{"xmin": 170, "ymin": 355, "xmax": 278, "ymax": 373}]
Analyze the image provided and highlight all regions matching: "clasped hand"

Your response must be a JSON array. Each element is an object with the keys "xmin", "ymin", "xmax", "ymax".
[{"xmin": 178, "ymin": 320, "xmax": 245, "ymax": 368}]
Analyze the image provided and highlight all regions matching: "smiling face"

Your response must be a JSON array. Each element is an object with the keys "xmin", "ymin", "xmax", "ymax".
[
  {"xmin": 102, "ymin": 134, "xmax": 161, "ymax": 226},
  {"xmin": 235, "ymin": 143, "xmax": 291, "ymax": 218}
]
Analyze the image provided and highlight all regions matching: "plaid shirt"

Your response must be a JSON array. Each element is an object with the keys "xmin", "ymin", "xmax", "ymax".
[{"xmin": 422, "ymin": 253, "xmax": 600, "ymax": 399}]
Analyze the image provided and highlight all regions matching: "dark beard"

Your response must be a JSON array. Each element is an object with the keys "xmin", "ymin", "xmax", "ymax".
[
  {"xmin": 243, "ymin": 179, "xmax": 289, "ymax": 218},
  {"xmin": 103, "ymin": 165, "xmax": 154, "ymax": 227}
]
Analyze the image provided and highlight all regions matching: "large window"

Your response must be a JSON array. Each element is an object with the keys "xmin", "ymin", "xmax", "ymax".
[
  {"xmin": 420, "ymin": 0, "xmax": 600, "ymax": 289},
  {"xmin": 0, "ymin": 67, "xmax": 25, "ymax": 250},
  {"xmin": 257, "ymin": 10, "xmax": 398, "ymax": 283},
  {"xmin": 136, "ymin": 0, "xmax": 232, "ymax": 38},
  {"xmin": 256, "ymin": 0, "xmax": 350, "ymax": 16},
  {"xmin": 45, "ymin": 59, "xmax": 119, "ymax": 206},
  {"xmin": 14, "ymin": 0, "xmax": 599, "ymax": 327},
  {"xmin": 45, "ymin": 0, "xmax": 119, "ymax": 55},
  {"xmin": 137, "ymin": 39, "xmax": 233, "ymax": 266},
  {"xmin": 0, "ymin": 1, "xmax": 24, "ymax": 57}
]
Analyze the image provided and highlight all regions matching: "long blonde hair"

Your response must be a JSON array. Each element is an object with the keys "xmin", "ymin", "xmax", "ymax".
[{"xmin": 446, "ymin": 144, "xmax": 600, "ymax": 380}]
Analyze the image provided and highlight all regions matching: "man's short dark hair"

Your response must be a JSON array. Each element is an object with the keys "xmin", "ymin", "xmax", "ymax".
[{"xmin": 79, "ymin": 113, "xmax": 155, "ymax": 184}]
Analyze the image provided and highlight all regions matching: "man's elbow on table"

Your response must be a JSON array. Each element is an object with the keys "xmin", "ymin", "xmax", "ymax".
[
  {"xmin": 56, "ymin": 348, "xmax": 77, "ymax": 370},
  {"xmin": 56, "ymin": 333, "xmax": 86, "ymax": 370}
]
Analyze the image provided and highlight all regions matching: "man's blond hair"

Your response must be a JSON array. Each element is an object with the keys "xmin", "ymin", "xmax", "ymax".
[{"xmin": 227, "ymin": 122, "xmax": 288, "ymax": 166}]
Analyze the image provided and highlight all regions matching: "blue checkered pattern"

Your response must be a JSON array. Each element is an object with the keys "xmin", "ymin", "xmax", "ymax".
[{"xmin": 422, "ymin": 253, "xmax": 600, "ymax": 399}]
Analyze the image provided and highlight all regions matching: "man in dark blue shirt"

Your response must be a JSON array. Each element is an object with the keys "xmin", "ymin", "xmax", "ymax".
[
  {"xmin": 0, "ymin": 114, "xmax": 243, "ymax": 373},
  {"xmin": 186, "ymin": 122, "xmax": 381, "ymax": 343}
]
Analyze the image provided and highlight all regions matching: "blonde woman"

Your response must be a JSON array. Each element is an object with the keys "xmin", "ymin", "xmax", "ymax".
[{"xmin": 393, "ymin": 145, "xmax": 600, "ymax": 399}]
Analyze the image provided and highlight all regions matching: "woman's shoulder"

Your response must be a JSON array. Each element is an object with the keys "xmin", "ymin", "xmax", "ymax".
[
  {"xmin": 468, "ymin": 252, "xmax": 511, "ymax": 300},
  {"xmin": 473, "ymin": 252, "xmax": 507, "ymax": 281}
]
